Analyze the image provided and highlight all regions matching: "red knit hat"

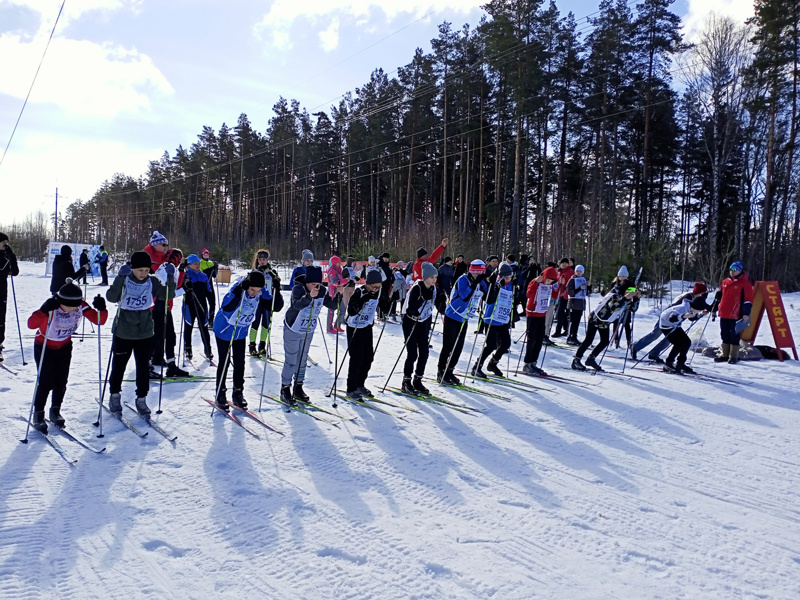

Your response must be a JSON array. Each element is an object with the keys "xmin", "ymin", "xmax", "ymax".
[{"xmin": 692, "ymin": 282, "xmax": 707, "ymax": 295}]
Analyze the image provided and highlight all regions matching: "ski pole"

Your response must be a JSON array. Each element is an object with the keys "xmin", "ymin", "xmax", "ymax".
[
  {"xmin": 381, "ymin": 318, "xmax": 418, "ymax": 393},
  {"xmin": 327, "ymin": 308, "xmax": 340, "ymax": 400},
  {"xmin": 427, "ymin": 308, "xmax": 441, "ymax": 345},
  {"xmin": 538, "ymin": 329, "xmax": 549, "ymax": 371},
  {"xmin": 598, "ymin": 306, "xmax": 628, "ymax": 367},
  {"xmin": 257, "ymin": 293, "xmax": 278, "ymax": 412},
  {"xmin": 96, "ymin": 319, "xmax": 104, "ymax": 437},
  {"xmin": 177, "ymin": 297, "xmax": 185, "ymax": 367},
  {"xmin": 469, "ymin": 293, "xmax": 498, "ymax": 382},
  {"xmin": 621, "ymin": 311, "xmax": 637, "ymax": 373},
  {"xmin": 156, "ymin": 282, "xmax": 172, "ymax": 415},
  {"xmin": 20, "ymin": 312, "xmax": 53, "ymax": 444},
  {"xmin": 94, "ymin": 276, "xmax": 126, "ymax": 429},
  {"xmin": 10, "ymin": 275, "xmax": 27, "ymax": 365},
  {"xmin": 514, "ymin": 329, "xmax": 528, "ymax": 377},
  {"xmin": 80, "ymin": 281, "xmax": 88, "ymax": 342},
  {"xmin": 291, "ymin": 300, "xmax": 317, "ymax": 403},
  {"xmin": 316, "ymin": 315, "xmax": 333, "ymax": 365},
  {"xmin": 326, "ymin": 331, "xmax": 351, "ymax": 398},
  {"xmin": 440, "ymin": 316, "xmax": 469, "ymax": 385},
  {"xmin": 686, "ymin": 313, "xmax": 711, "ymax": 366},
  {"xmin": 210, "ymin": 290, "xmax": 244, "ymax": 416}
]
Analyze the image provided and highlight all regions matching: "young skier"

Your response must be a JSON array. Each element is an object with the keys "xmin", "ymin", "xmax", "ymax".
[
  {"xmin": 199, "ymin": 248, "xmax": 218, "ymax": 326},
  {"xmin": 341, "ymin": 256, "xmax": 357, "ymax": 309},
  {"xmin": 107, "ymin": 251, "xmax": 176, "ymax": 416},
  {"xmin": 522, "ymin": 266, "xmax": 559, "ymax": 376},
  {"xmin": 712, "ymin": 261, "xmax": 754, "ymax": 364},
  {"xmin": 249, "ymin": 249, "xmax": 283, "ymax": 357},
  {"xmin": 566, "ymin": 265, "xmax": 587, "ymax": 345},
  {"xmin": 0, "ymin": 233, "xmax": 19, "ymax": 364},
  {"xmin": 344, "ymin": 270, "xmax": 385, "ymax": 400},
  {"xmin": 412, "ymin": 238, "xmax": 449, "ymax": 281},
  {"xmin": 388, "ymin": 261, "xmax": 408, "ymax": 320},
  {"xmin": 289, "ymin": 249, "xmax": 314, "ymax": 288},
  {"xmin": 658, "ymin": 296, "xmax": 709, "ymax": 374},
  {"xmin": 572, "ymin": 285, "xmax": 637, "ymax": 372},
  {"xmin": 610, "ymin": 266, "xmax": 640, "ymax": 348},
  {"xmin": 326, "ymin": 255, "xmax": 346, "ymax": 333},
  {"xmin": 27, "ymin": 279, "xmax": 108, "ymax": 432},
  {"xmin": 437, "ymin": 259, "xmax": 488, "ymax": 385},
  {"xmin": 181, "ymin": 253, "xmax": 214, "ymax": 362},
  {"xmin": 401, "ymin": 262, "xmax": 438, "ymax": 394},
  {"xmin": 552, "ymin": 258, "xmax": 574, "ymax": 338},
  {"xmin": 473, "ymin": 262, "xmax": 515, "ymax": 378},
  {"xmin": 437, "ymin": 257, "xmax": 455, "ymax": 296},
  {"xmin": 281, "ymin": 266, "xmax": 326, "ymax": 405},
  {"xmin": 212, "ymin": 270, "xmax": 265, "ymax": 410}
]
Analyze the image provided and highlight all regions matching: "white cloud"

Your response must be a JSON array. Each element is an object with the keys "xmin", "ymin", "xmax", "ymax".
[
  {"xmin": 254, "ymin": 0, "xmax": 480, "ymax": 50},
  {"xmin": 683, "ymin": 0, "xmax": 754, "ymax": 40},
  {"xmin": 3, "ymin": 0, "xmax": 139, "ymax": 28},
  {"xmin": 319, "ymin": 19, "xmax": 340, "ymax": 52}
]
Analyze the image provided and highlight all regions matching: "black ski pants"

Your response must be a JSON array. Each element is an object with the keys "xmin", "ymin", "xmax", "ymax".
[
  {"xmin": 110, "ymin": 336, "xmax": 153, "ymax": 397},
  {"xmin": 184, "ymin": 294, "xmax": 212, "ymax": 355},
  {"xmin": 554, "ymin": 298, "xmax": 569, "ymax": 336},
  {"xmin": 568, "ymin": 309, "xmax": 583, "ymax": 339},
  {"xmin": 479, "ymin": 323, "xmax": 511, "ymax": 366},
  {"xmin": 0, "ymin": 277, "xmax": 7, "ymax": 348},
  {"xmin": 33, "ymin": 342, "xmax": 71, "ymax": 413},
  {"xmin": 663, "ymin": 327, "xmax": 691, "ymax": 366},
  {"xmin": 524, "ymin": 315, "xmax": 546, "ymax": 365},
  {"xmin": 719, "ymin": 318, "xmax": 741, "ymax": 345},
  {"xmin": 576, "ymin": 321, "xmax": 610, "ymax": 359},
  {"xmin": 99, "ymin": 262, "xmax": 108, "ymax": 285},
  {"xmin": 346, "ymin": 325, "xmax": 374, "ymax": 391},
  {"xmin": 402, "ymin": 316, "xmax": 431, "ymax": 378},
  {"xmin": 215, "ymin": 336, "xmax": 246, "ymax": 396},
  {"xmin": 151, "ymin": 300, "xmax": 176, "ymax": 366},
  {"xmin": 438, "ymin": 315, "xmax": 468, "ymax": 376}
]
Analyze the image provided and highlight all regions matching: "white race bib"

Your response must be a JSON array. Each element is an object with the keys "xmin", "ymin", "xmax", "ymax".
[
  {"xmin": 494, "ymin": 288, "xmax": 513, "ymax": 324},
  {"xmin": 289, "ymin": 297, "xmax": 324, "ymax": 333},
  {"xmin": 49, "ymin": 307, "xmax": 84, "ymax": 342},
  {"xmin": 533, "ymin": 283, "xmax": 552, "ymax": 313},
  {"xmin": 466, "ymin": 289, "xmax": 484, "ymax": 320},
  {"xmin": 347, "ymin": 298, "xmax": 379, "ymax": 329},
  {"xmin": 227, "ymin": 293, "xmax": 259, "ymax": 328},
  {"xmin": 121, "ymin": 278, "xmax": 154, "ymax": 311}
]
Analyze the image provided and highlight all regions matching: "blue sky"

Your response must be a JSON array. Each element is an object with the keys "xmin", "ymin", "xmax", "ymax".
[{"xmin": 0, "ymin": 0, "xmax": 753, "ymax": 227}]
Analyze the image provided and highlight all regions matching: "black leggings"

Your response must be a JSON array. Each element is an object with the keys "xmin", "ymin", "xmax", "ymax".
[
  {"xmin": 402, "ymin": 316, "xmax": 431, "ymax": 378},
  {"xmin": 479, "ymin": 324, "xmax": 511, "ymax": 365},
  {"xmin": 438, "ymin": 315, "xmax": 468, "ymax": 375},
  {"xmin": 663, "ymin": 327, "xmax": 691, "ymax": 365},
  {"xmin": 33, "ymin": 342, "xmax": 71, "ymax": 412},
  {"xmin": 346, "ymin": 325, "xmax": 374, "ymax": 391},
  {"xmin": 524, "ymin": 315, "xmax": 545, "ymax": 364},
  {"xmin": 568, "ymin": 309, "xmax": 583, "ymax": 338},
  {"xmin": 215, "ymin": 336, "xmax": 246, "ymax": 395},
  {"xmin": 576, "ymin": 321, "xmax": 610, "ymax": 359},
  {"xmin": 151, "ymin": 301, "xmax": 176, "ymax": 365},
  {"xmin": 110, "ymin": 336, "xmax": 154, "ymax": 397}
]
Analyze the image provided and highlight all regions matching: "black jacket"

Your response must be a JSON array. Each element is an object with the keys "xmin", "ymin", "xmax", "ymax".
[{"xmin": 50, "ymin": 254, "xmax": 80, "ymax": 294}]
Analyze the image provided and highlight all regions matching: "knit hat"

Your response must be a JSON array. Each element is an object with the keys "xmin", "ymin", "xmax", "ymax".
[
  {"xmin": 167, "ymin": 248, "xmax": 183, "ymax": 266},
  {"xmin": 617, "ymin": 265, "xmax": 629, "ymax": 277},
  {"xmin": 304, "ymin": 266, "xmax": 322, "ymax": 284},
  {"xmin": 150, "ymin": 231, "xmax": 168, "ymax": 246},
  {"xmin": 245, "ymin": 270, "xmax": 265, "ymax": 288},
  {"xmin": 186, "ymin": 254, "xmax": 200, "ymax": 265},
  {"xmin": 692, "ymin": 282, "xmax": 707, "ymax": 295},
  {"xmin": 498, "ymin": 262, "xmax": 513, "ymax": 278},
  {"xmin": 330, "ymin": 255, "xmax": 341, "ymax": 265},
  {"xmin": 443, "ymin": 256, "xmax": 452, "ymax": 264},
  {"xmin": 690, "ymin": 296, "xmax": 707, "ymax": 310},
  {"xmin": 61, "ymin": 244, "xmax": 72, "ymax": 257},
  {"xmin": 57, "ymin": 278, "xmax": 83, "ymax": 307},
  {"xmin": 422, "ymin": 262, "xmax": 438, "ymax": 280},
  {"xmin": 469, "ymin": 259, "xmax": 486, "ymax": 275},
  {"xmin": 99, "ymin": 245, "xmax": 104, "ymax": 250},
  {"xmin": 729, "ymin": 261, "xmax": 744, "ymax": 273},
  {"xmin": 366, "ymin": 270, "xmax": 383, "ymax": 285},
  {"xmin": 417, "ymin": 247, "xmax": 428, "ymax": 259},
  {"xmin": 396, "ymin": 261, "xmax": 405, "ymax": 268},
  {"xmin": 541, "ymin": 266, "xmax": 559, "ymax": 282},
  {"xmin": 0, "ymin": 232, "xmax": 8, "ymax": 243},
  {"xmin": 457, "ymin": 253, "xmax": 464, "ymax": 259},
  {"xmin": 131, "ymin": 251, "xmax": 151, "ymax": 270},
  {"xmin": 302, "ymin": 249, "xmax": 314, "ymax": 262},
  {"xmin": 575, "ymin": 264, "xmax": 585, "ymax": 273},
  {"xmin": 368, "ymin": 255, "xmax": 376, "ymax": 263},
  {"xmin": 381, "ymin": 252, "xmax": 390, "ymax": 259},
  {"xmin": 201, "ymin": 248, "xmax": 210, "ymax": 256}
]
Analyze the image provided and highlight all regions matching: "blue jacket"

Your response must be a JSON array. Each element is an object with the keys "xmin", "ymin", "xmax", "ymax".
[
  {"xmin": 289, "ymin": 265, "xmax": 305, "ymax": 289},
  {"xmin": 213, "ymin": 279, "xmax": 261, "ymax": 341},
  {"xmin": 445, "ymin": 274, "xmax": 487, "ymax": 323}
]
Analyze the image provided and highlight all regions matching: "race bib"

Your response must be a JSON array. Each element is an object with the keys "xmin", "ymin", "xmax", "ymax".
[
  {"xmin": 466, "ymin": 290, "xmax": 484, "ymax": 320},
  {"xmin": 419, "ymin": 298, "xmax": 434, "ymax": 322},
  {"xmin": 534, "ymin": 283, "xmax": 552, "ymax": 313},
  {"xmin": 289, "ymin": 297, "xmax": 324, "ymax": 333},
  {"xmin": 120, "ymin": 278, "xmax": 154, "ymax": 311},
  {"xmin": 49, "ymin": 308, "xmax": 83, "ymax": 342},
  {"xmin": 347, "ymin": 298, "xmax": 379, "ymax": 329},
  {"xmin": 494, "ymin": 288, "xmax": 513, "ymax": 324},
  {"xmin": 227, "ymin": 293, "xmax": 259, "ymax": 328}
]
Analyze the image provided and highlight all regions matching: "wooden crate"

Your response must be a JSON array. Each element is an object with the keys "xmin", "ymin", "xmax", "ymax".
[{"xmin": 217, "ymin": 266, "xmax": 231, "ymax": 284}]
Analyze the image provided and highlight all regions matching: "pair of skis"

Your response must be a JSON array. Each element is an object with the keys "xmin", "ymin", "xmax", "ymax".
[{"xmin": 202, "ymin": 397, "xmax": 284, "ymax": 436}]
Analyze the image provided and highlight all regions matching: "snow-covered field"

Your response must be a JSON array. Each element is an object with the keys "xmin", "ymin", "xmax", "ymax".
[{"xmin": 1, "ymin": 262, "xmax": 799, "ymax": 599}]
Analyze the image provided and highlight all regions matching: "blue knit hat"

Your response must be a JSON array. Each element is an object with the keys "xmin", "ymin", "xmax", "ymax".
[
  {"xmin": 729, "ymin": 261, "xmax": 744, "ymax": 273},
  {"xmin": 186, "ymin": 254, "xmax": 200, "ymax": 265},
  {"xmin": 150, "ymin": 231, "xmax": 168, "ymax": 246}
]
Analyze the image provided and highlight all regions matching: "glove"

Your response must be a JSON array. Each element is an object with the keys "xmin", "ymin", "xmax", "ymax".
[
  {"xmin": 92, "ymin": 294, "xmax": 106, "ymax": 311},
  {"xmin": 179, "ymin": 259, "xmax": 188, "ymax": 272},
  {"xmin": 117, "ymin": 264, "xmax": 132, "ymax": 278},
  {"xmin": 41, "ymin": 297, "xmax": 62, "ymax": 313},
  {"xmin": 183, "ymin": 279, "xmax": 194, "ymax": 291},
  {"xmin": 164, "ymin": 263, "xmax": 176, "ymax": 280}
]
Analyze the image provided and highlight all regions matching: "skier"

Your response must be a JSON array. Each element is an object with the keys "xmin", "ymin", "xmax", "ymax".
[
  {"xmin": 289, "ymin": 249, "xmax": 314, "ymax": 288},
  {"xmin": 473, "ymin": 262, "xmax": 515, "ymax": 378},
  {"xmin": 572, "ymin": 285, "xmax": 637, "ymax": 372},
  {"xmin": 344, "ymin": 270, "xmax": 385, "ymax": 400},
  {"xmin": 522, "ymin": 266, "xmax": 559, "ymax": 376},
  {"xmin": 411, "ymin": 238, "xmax": 449, "ymax": 281},
  {"xmin": 106, "ymin": 251, "xmax": 176, "ymax": 416},
  {"xmin": 712, "ymin": 261, "xmax": 754, "ymax": 365},
  {"xmin": 199, "ymin": 248, "xmax": 218, "ymax": 326},
  {"xmin": 96, "ymin": 245, "xmax": 109, "ymax": 285},
  {"xmin": 27, "ymin": 279, "xmax": 108, "ymax": 432},
  {"xmin": 0, "ymin": 233, "xmax": 20, "ymax": 364},
  {"xmin": 552, "ymin": 258, "xmax": 574, "ymax": 338},
  {"xmin": 400, "ymin": 262, "xmax": 438, "ymax": 394},
  {"xmin": 437, "ymin": 257, "xmax": 455, "ymax": 297},
  {"xmin": 658, "ymin": 296, "xmax": 709, "ymax": 374},
  {"xmin": 610, "ymin": 266, "xmax": 640, "ymax": 348},
  {"xmin": 326, "ymin": 254, "xmax": 346, "ymax": 333},
  {"xmin": 388, "ymin": 261, "xmax": 408, "ymax": 320},
  {"xmin": 212, "ymin": 270, "xmax": 265, "ymax": 410},
  {"xmin": 77, "ymin": 249, "xmax": 90, "ymax": 284},
  {"xmin": 142, "ymin": 231, "xmax": 174, "ymax": 376},
  {"xmin": 437, "ymin": 259, "xmax": 488, "ymax": 385},
  {"xmin": 280, "ymin": 266, "xmax": 326, "ymax": 405},
  {"xmin": 566, "ymin": 265, "xmax": 587, "ymax": 345},
  {"xmin": 453, "ymin": 254, "xmax": 468, "ymax": 279},
  {"xmin": 181, "ymin": 253, "xmax": 214, "ymax": 363},
  {"xmin": 359, "ymin": 255, "xmax": 385, "ymax": 283},
  {"xmin": 50, "ymin": 245, "xmax": 88, "ymax": 295},
  {"xmin": 249, "ymin": 249, "xmax": 283, "ymax": 357},
  {"xmin": 630, "ymin": 283, "xmax": 709, "ymax": 362},
  {"xmin": 341, "ymin": 256, "xmax": 357, "ymax": 309},
  {"xmin": 377, "ymin": 252, "xmax": 393, "ymax": 319}
]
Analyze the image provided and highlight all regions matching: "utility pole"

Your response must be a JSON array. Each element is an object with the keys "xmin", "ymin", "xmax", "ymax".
[{"xmin": 54, "ymin": 187, "xmax": 58, "ymax": 240}]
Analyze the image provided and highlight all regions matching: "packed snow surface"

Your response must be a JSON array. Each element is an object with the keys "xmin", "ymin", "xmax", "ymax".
[{"xmin": 1, "ymin": 263, "xmax": 799, "ymax": 599}]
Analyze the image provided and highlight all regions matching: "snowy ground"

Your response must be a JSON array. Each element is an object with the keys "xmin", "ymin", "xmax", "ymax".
[{"xmin": 1, "ymin": 263, "xmax": 800, "ymax": 599}]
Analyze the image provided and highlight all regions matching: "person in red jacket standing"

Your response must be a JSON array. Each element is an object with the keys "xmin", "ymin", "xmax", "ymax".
[
  {"xmin": 552, "ymin": 258, "xmax": 574, "ymax": 338},
  {"xmin": 712, "ymin": 261, "xmax": 754, "ymax": 364},
  {"xmin": 412, "ymin": 237, "xmax": 449, "ymax": 281},
  {"xmin": 523, "ymin": 266, "xmax": 559, "ymax": 376}
]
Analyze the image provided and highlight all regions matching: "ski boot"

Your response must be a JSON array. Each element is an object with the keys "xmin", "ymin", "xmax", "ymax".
[
  {"xmin": 135, "ymin": 396, "xmax": 151, "ymax": 417},
  {"xmin": 184, "ymin": 349, "xmax": 193, "ymax": 362},
  {"xmin": 232, "ymin": 389, "xmax": 248, "ymax": 409},
  {"xmin": 571, "ymin": 357, "xmax": 587, "ymax": 371},
  {"xmin": 293, "ymin": 383, "xmax": 310, "ymax": 403},
  {"xmin": 166, "ymin": 360, "xmax": 189, "ymax": 378},
  {"xmin": 32, "ymin": 411, "xmax": 48, "ymax": 434},
  {"xmin": 401, "ymin": 377, "xmax": 415, "ymax": 395},
  {"xmin": 630, "ymin": 347, "xmax": 638, "ymax": 361},
  {"xmin": 412, "ymin": 376, "xmax": 430, "ymax": 395},
  {"xmin": 356, "ymin": 386, "xmax": 374, "ymax": 398},
  {"xmin": 280, "ymin": 385, "xmax": 294, "ymax": 406},
  {"xmin": 0, "ymin": 346, "xmax": 4, "ymax": 364},
  {"xmin": 108, "ymin": 393, "xmax": 122, "ymax": 413},
  {"xmin": 49, "ymin": 405, "xmax": 66, "ymax": 428},
  {"xmin": 663, "ymin": 361, "xmax": 678, "ymax": 374},
  {"xmin": 522, "ymin": 363, "xmax": 546, "ymax": 376},
  {"xmin": 584, "ymin": 355, "xmax": 603, "ymax": 372},
  {"xmin": 471, "ymin": 363, "xmax": 488, "ymax": 379},
  {"xmin": 678, "ymin": 363, "xmax": 695, "ymax": 374},
  {"xmin": 257, "ymin": 341, "xmax": 267, "ymax": 358},
  {"xmin": 442, "ymin": 372, "xmax": 461, "ymax": 386},
  {"xmin": 346, "ymin": 389, "xmax": 362, "ymax": 401},
  {"xmin": 148, "ymin": 367, "xmax": 162, "ymax": 380},
  {"xmin": 214, "ymin": 392, "xmax": 230, "ymax": 412},
  {"xmin": 249, "ymin": 342, "xmax": 259, "ymax": 357},
  {"xmin": 566, "ymin": 336, "xmax": 580, "ymax": 346},
  {"xmin": 486, "ymin": 360, "xmax": 503, "ymax": 377}
]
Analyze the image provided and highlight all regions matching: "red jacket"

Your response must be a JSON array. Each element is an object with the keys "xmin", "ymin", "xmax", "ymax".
[
  {"xmin": 143, "ymin": 243, "xmax": 167, "ymax": 274},
  {"xmin": 718, "ymin": 272, "xmax": 754, "ymax": 320},
  {"xmin": 557, "ymin": 266, "xmax": 574, "ymax": 300},
  {"xmin": 526, "ymin": 279, "xmax": 555, "ymax": 317},
  {"xmin": 28, "ymin": 302, "xmax": 108, "ymax": 350},
  {"xmin": 412, "ymin": 244, "xmax": 446, "ymax": 281}
]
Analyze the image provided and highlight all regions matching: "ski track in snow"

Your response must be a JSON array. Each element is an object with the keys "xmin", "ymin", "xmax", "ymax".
[{"xmin": 1, "ymin": 264, "xmax": 800, "ymax": 598}]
